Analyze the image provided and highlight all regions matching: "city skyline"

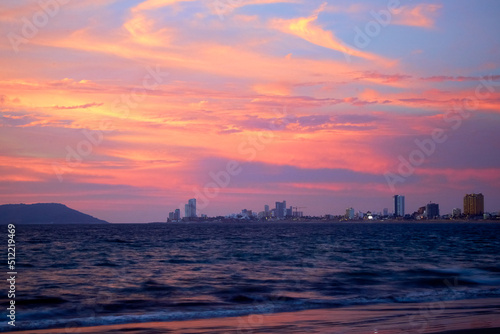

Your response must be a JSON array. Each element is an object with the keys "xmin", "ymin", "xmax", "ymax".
[
  {"xmin": 1, "ymin": 1, "xmax": 500, "ymax": 223},
  {"xmin": 167, "ymin": 192, "xmax": 493, "ymax": 220}
]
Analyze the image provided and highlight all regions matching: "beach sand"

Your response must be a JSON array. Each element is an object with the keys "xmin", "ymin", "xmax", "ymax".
[{"xmin": 8, "ymin": 298, "xmax": 500, "ymax": 334}]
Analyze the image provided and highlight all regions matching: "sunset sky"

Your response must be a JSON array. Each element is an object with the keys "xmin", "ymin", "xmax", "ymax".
[{"xmin": 1, "ymin": 0, "xmax": 500, "ymax": 222}]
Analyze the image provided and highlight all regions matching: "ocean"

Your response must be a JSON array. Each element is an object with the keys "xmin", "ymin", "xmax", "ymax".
[{"xmin": 3, "ymin": 222, "xmax": 500, "ymax": 332}]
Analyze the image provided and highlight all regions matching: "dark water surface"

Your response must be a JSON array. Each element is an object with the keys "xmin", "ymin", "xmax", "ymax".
[{"xmin": 3, "ymin": 222, "xmax": 500, "ymax": 331}]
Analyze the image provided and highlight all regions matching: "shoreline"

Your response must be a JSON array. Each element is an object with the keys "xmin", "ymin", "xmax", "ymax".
[
  {"xmin": 157, "ymin": 219, "xmax": 500, "ymax": 224},
  {"xmin": 7, "ymin": 297, "xmax": 500, "ymax": 334}
]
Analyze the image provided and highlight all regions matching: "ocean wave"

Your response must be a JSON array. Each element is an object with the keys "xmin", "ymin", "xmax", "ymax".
[{"xmin": 7, "ymin": 288, "xmax": 500, "ymax": 332}]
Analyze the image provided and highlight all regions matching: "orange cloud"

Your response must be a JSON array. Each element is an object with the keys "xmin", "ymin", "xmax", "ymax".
[
  {"xmin": 123, "ymin": 12, "xmax": 176, "ymax": 46},
  {"xmin": 253, "ymin": 82, "xmax": 292, "ymax": 96}
]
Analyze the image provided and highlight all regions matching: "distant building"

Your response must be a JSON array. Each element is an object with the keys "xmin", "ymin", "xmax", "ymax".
[
  {"xmin": 189, "ymin": 199, "xmax": 197, "ymax": 217},
  {"xmin": 463, "ymin": 193, "xmax": 484, "ymax": 216},
  {"xmin": 185, "ymin": 198, "xmax": 197, "ymax": 218},
  {"xmin": 452, "ymin": 208, "xmax": 461, "ymax": 218},
  {"xmin": 275, "ymin": 201, "xmax": 286, "ymax": 218},
  {"xmin": 286, "ymin": 206, "xmax": 293, "ymax": 217},
  {"xmin": 393, "ymin": 195, "xmax": 405, "ymax": 217},
  {"xmin": 241, "ymin": 209, "xmax": 253, "ymax": 217},
  {"xmin": 168, "ymin": 208, "xmax": 181, "ymax": 221},
  {"xmin": 262, "ymin": 205, "xmax": 271, "ymax": 218},
  {"xmin": 345, "ymin": 207, "xmax": 355, "ymax": 220},
  {"xmin": 383, "ymin": 208, "xmax": 388, "ymax": 216},
  {"xmin": 426, "ymin": 203, "xmax": 440, "ymax": 219}
]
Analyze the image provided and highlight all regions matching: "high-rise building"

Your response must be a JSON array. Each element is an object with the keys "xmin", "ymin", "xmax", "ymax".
[
  {"xmin": 184, "ymin": 199, "xmax": 197, "ymax": 218},
  {"xmin": 426, "ymin": 203, "xmax": 440, "ymax": 219},
  {"xmin": 275, "ymin": 201, "xmax": 286, "ymax": 218},
  {"xmin": 188, "ymin": 198, "xmax": 197, "ymax": 218},
  {"xmin": 463, "ymin": 193, "xmax": 484, "ymax": 216},
  {"xmin": 393, "ymin": 195, "xmax": 405, "ymax": 217}
]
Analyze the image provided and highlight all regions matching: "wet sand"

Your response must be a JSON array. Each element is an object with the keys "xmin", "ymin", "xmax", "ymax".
[{"xmin": 8, "ymin": 298, "xmax": 500, "ymax": 334}]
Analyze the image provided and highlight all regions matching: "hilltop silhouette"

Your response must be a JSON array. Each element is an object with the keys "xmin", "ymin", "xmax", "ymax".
[{"xmin": 0, "ymin": 203, "xmax": 109, "ymax": 224}]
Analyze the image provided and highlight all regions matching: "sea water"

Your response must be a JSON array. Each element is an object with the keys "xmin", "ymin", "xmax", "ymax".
[{"xmin": 4, "ymin": 222, "xmax": 500, "ymax": 331}]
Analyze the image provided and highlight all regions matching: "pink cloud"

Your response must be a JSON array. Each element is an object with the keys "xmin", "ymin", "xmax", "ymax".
[
  {"xmin": 131, "ymin": 0, "xmax": 196, "ymax": 12},
  {"xmin": 393, "ymin": 4, "xmax": 442, "ymax": 29},
  {"xmin": 356, "ymin": 71, "xmax": 412, "ymax": 83},
  {"xmin": 421, "ymin": 75, "xmax": 500, "ymax": 82}
]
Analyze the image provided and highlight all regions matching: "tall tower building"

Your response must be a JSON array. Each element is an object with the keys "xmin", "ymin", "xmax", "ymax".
[
  {"xmin": 463, "ymin": 193, "xmax": 484, "ymax": 216},
  {"xmin": 188, "ymin": 198, "xmax": 197, "ymax": 218},
  {"xmin": 393, "ymin": 195, "xmax": 405, "ymax": 217}
]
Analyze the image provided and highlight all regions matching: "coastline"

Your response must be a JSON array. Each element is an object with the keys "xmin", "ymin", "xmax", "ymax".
[
  {"xmin": 7, "ymin": 297, "xmax": 500, "ymax": 334},
  {"xmin": 191, "ymin": 219, "xmax": 500, "ymax": 224}
]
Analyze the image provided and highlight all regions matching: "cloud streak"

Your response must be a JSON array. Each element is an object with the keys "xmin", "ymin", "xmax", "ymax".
[
  {"xmin": 271, "ymin": 3, "xmax": 393, "ymax": 65},
  {"xmin": 52, "ymin": 102, "xmax": 104, "ymax": 110}
]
